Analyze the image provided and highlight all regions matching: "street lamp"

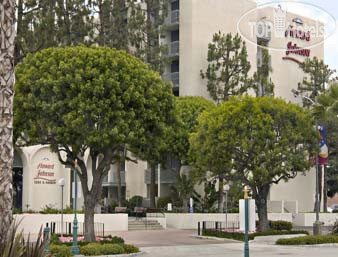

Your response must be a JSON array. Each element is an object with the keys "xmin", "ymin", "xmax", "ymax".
[
  {"xmin": 244, "ymin": 186, "xmax": 250, "ymax": 257},
  {"xmin": 58, "ymin": 178, "xmax": 65, "ymax": 237},
  {"xmin": 72, "ymin": 160, "xmax": 80, "ymax": 255},
  {"xmin": 292, "ymin": 89, "xmax": 321, "ymax": 235},
  {"xmin": 223, "ymin": 184, "xmax": 230, "ymax": 230}
]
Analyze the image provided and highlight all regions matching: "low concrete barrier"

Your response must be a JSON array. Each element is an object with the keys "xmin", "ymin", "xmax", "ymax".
[
  {"xmin": 14, "ymin": 213, "xmax": 128, "ymax": 236},
  {"xmin": 293, "ymin": 213, "xmax": 338, "ymax": 226},
  {"xmin": 164, "ymin": 213, "xmax": 293, "ymax": 229}
]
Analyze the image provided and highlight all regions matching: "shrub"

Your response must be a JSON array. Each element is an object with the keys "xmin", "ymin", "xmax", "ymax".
[
  {"xmin": 50, "ymin": 245, "xmax": 73, "ymax": 257},
  {"xmin": 123, "ymin": 245, "xmax": 140, "ymax": 253},
  {"xmin": 276, "ymin": 235, "xmax": 338, "ymax": 245},
  {"xmin": 79, "ymin": 243, "xmax": 127, "ymax": 255},
  {"xmin": 129, "ymin": 195, "xmax": 143, "ymax": 209},
  {"xmin": 156, "ymin": 196, "xmax": 171, "ymax": 209},
  {"xmin": 333, "ymin": 209, "xmax": 338, "ymax": 213},
  {"xmin": 105, "ymin": 235, "xmax": 125, "ymax": 244},
  {"xmin": 270, "ymin": 220, "xmax": 293, "ymax": 231},
  {"xmin": 50, "ymin": 234, "xmax": 62, "ymax": 245},
  {"xmin": 331, "ymin": 219, "xmax": 338, "ymax": 235},
  {"xmin": 202, "ymin": 229, "xmax": 309, "ymax": 241},
  {"xmin": 40, "ymin": 204, "xmax": 59, "ymax": 214},
  {"xmin": 100, "ymin": 244, "xmax": 125, "ymax": 255},
  {"xmin": 79, "ymin": 243, "xmax": 101, "ymax": 256},
  {"xmin": 123, "ymin": 244, "xmax": 140, "ymax": 253}
]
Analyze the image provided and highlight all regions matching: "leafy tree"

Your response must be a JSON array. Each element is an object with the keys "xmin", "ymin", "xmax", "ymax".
[
  {"xmin": 314, "ymin": 83, "xmax": 338, "ymax": 207},
  {"xmin": 14, "ymin": 46, "xmax": 174, "ymax": 241},
  {"xmin": 16, "ymin": 0, "xmax": 92, "ymax": 63},
  {"xmin": 0, "ymin": 0, "xmax": 16, "ymax": 245},
  {"xmin": 298, "ymin": 57, "xmax": 337, "ymax": 106},
  {"xmin": 171, "ymin": 174, "xmax": 196, "ymax": 211},
  {"xmin": 253, "ymin": 41, "xmax": 274, "ymax": 97},
  {"xmin": 200, "ymin": 32, "xmax": 251, "ymax": 102},
  {"xmin": 190, "ymin": 96, "xmax": 317, "ymax": 230},
  {"xmin": 127, "ymin": 0, "xmax": 169, "ymax": 73},
  {"xmin": 169, "ymin": 96, "xmax": 215, "ymax": 174}
]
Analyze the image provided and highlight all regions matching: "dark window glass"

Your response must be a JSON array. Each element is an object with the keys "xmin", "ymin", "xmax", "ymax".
[
  {"xmin": 171, "ymin": 60, "xmax": 179, "ymax": 72},
  {"xmin": 171, "ymin": 1, "xmax": 179, "ymax": 10},
  {"xmin": 171, "ymin": 30, "xmax": 179, "ymax": 41}
]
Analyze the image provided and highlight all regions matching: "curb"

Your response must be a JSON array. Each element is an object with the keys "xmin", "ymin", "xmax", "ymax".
[
  {"xmin": 191, "ymin": 235, "xmax": 241, "ymax": 243},
  {"xmin": 75, "ymin": 252, "xmax": 145, "ymax": 257}
]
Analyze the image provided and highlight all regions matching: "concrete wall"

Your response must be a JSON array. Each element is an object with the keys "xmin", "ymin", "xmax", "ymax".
[
  {"xmin": 293, "ymin": 213, "xmax": 338, "ymax": 227},
  {"xmin": 165, "ymin": 213, "xmax": 292, "ymax": 229},
  {"xmin": 15, "ymin": 214, "xmax": 128, "ymax": 236}
]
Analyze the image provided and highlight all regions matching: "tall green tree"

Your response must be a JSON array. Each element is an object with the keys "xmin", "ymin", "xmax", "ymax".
[
  {"xmin": 200, "ymin": 32, "xmax": 251, "ymax": 102},
  {"xmin": 253, "ymin": 41, "xmax": 274, "ymax": 97},
  {"xmin": 14, "ymin": 46, "xmax": 174, "ymax": 241},
  {"xmin": 127, "ymin": 0, "xmax": 169, "ymax": 73},
  {"xmin": 0, "ymin": 0, "xmax": 16, "ymax": 245},
  {"xmin": 314, "ymin": 83, "xmax": 338, "ymax": 209},
  {"xmin": 298, "ymin": 57, "xmax": 337, "ymax": 106},
  {"xmin": 16, "ymin": 0, "xmax": 92, "ymax": 63},
  {"xmin": 190, "ymin": 97, "xmax": 317, "ymax": 230}
]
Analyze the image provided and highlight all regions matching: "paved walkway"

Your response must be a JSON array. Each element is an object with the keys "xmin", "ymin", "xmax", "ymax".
[
  {"xmin": 112, "ymin": 229, "xmax": 230, "ymax": 247},
  {"xmin": 111, "ymin": 229, "xmax": 338, "ymax": 257},
  {"xmin": 140, "ymin": 243, "xmax": 338, "ymax": 257}
]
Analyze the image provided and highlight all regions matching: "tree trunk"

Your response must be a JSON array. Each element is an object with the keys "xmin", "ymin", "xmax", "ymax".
[
  {"xmin": 116, "ymin": 160, "xmax": 122, "ymax": 207},
  {"xmin": 218, "ymin": 177, "xmax": 224, "ymax": 213},
  {"xmin": 0, "ymin": 0, "xmax": 16, "ymax": 246},
  {"xmin": 255, "ymin": 185, "xmax": 270, "ymax": 231},
  {"xmin": 84, "ymin": 194, "xmax": 96, "ymax": 242},
  {"xmin": 150, "ymin": 161, "xmax": 156, "ymax": 208}
]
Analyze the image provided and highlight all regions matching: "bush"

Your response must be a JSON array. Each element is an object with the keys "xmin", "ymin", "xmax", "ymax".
[
  {"xmin": 156, "ymin": 196, "xmax": 171, "ymax": 209},
  {"xmin": 107, "ymin": 236, "xmax": 125, "ymax": 244},
  {"xmin": 123, "ymin": 244, "xmax": 140, "ymax": 253},
  {"xmin": 276, "ymin": 235, "xmax": 338, "ymax": 245},
  {"xmin": 202, "ymin": 229, "xmax": 309, "ymax": 241},
  {"xmin": 100, "ymin": 244, "xmax": 125, "ymax": 255},
  {"xmin": 50, "ymin": 234, "xmax": 62, "ymax": 245},
  {"xmin": 79, "ymin": 243, "xmax": 126, "ymax": 256},
  {"xmin": 270, "ymin": 220, "xmax": 292, "ymax": 231},
  {"xmin": 79, "ymin": 243, "xmax": 101, "ymax": 256},
  {"xmin": 40, "ymin": 204, "xmax": 59, "ymax": 214},
  {"xmin": 129, "ymin": 195, "xmax": 143, "ymax": 209},
  {"xmin": 331, "ymin": 219, "xmax": 338, "ymax": 235},
  {"xmin": 50, "ymin": 245, "xmax": 73, "ymax": 257}
]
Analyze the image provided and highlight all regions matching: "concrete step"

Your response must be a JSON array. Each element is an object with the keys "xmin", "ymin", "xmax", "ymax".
[{"xmin": 128, "ymin": 219, "xmax": 163, "ymax": 230}]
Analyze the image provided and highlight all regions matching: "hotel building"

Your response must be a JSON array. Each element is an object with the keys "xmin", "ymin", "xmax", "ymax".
[{"xmin": 14, "ymin": 0, "xmax": 325, "ymax": 213}]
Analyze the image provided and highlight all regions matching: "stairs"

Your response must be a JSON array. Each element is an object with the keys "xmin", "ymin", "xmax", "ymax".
[{"xmin": 128, "ymin": 218, "xmax": 163, "ymax": 230}]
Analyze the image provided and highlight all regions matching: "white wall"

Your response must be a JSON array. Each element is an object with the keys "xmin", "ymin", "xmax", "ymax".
[
  {"xmin": 15, "ymin": 214, "xmax": 128, "ymax": 236},
  {"xmin": 165, "ymin": 213, "xmax": 292, "ymax": 229},
  {"xmin": 293, "ymin": 213, "xmax": 338, "ymax": 227}
]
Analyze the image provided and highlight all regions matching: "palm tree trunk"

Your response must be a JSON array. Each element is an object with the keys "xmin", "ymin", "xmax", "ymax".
[{"xmin": 0, "ymin": 0, "xmax": 16, "ymax": 245}]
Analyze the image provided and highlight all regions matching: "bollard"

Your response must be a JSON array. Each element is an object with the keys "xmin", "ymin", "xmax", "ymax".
[
  {"xmin": 43, "ymin": 226, "xmax": 50, "ymax": 255},
  {"xmin": 198, "ymin": 222, "xmax": 200, "ymax": 236}
]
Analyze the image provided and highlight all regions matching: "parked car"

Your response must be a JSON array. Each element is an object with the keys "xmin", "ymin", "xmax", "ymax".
[{"xmin": 329, "ymin": 204, "xmax": 338, "ymax": 213}]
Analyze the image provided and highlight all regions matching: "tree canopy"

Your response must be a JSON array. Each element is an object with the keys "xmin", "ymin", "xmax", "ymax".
[
  {"xmin": 190, "ymin": 96, "xmax": 317, "ymax": 230},
  {"xmin": 200, "ymin": 32, "xmax": 251, "ymax": 102},
  {"xmin": 14, "ymin": 45, "xmax": 174, "ymax": 240}
]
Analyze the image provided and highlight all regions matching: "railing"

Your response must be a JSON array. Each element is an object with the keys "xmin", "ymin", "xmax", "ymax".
[
  {"xmin": 171, "ymin": 9, "xmax": 179, "ymax": 24},
  {"xmin": 144, "ymin": 168, "xmax": 178, "ymax": 184},
  {"xmin": 197, "ymin": 221, "xmax": 240, "ymax": 236},
  {"xmin": 170, "ymin": 41, "xmax": 179, "ymax": 55},
  {"xmin": 45, "ymin": 221, "xmax": 105, "ymax": 237}
]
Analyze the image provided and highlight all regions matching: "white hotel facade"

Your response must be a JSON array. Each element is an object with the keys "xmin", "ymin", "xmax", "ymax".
[{"xmin": 14, "ymin": 0, "xmax": 325, "ymax": 213}]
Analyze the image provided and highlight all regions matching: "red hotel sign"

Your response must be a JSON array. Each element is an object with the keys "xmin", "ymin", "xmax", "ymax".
[
  {"xmin": 283, "ymin": 25, "xmax": 311, "ymax": 64},
  {"xmin": 34, "ymin": 158, "xmax": 56, "ymax": 184}
]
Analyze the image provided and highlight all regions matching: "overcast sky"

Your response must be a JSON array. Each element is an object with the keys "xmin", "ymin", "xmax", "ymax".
[{"xmin": 255, "ymin": 0, "xmax": 338, "ymax": 72}]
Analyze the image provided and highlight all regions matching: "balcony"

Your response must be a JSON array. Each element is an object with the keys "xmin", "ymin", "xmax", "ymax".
[
  {"xmin": 102, "ymin": 171, "xmax": 126, "ymax": 186},
  {"xmin": 144, "ymin": 168, "xmax": 178, "ymax": 184},
  {"xmin": 163, "ymin": 72, "xmax": 179, "ymax": 87},
  {"xmin": 171, "ymin": 9, "xmax": 179, "ymax": 24},
  {"xmin": 170, "ymin": 41, "xmax": 179, "ymax": 56}
]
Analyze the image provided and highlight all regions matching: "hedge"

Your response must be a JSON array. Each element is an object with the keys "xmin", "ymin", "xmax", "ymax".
[
  {"xmin": 276, "ymin": 235, "xmax": 338, "ymax": 245},
  {"xmin": 202, "ymin": 229, "xmax": 309, "ymax": 241},
  {"xmin": 50, "ymin": 245, "xmax": 73, "ymax": 257}
]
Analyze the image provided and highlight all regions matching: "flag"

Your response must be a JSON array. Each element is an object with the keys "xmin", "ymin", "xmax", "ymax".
[{"xmin": 318, "ymin": 125, "xmax": 328, "ymax": 165}]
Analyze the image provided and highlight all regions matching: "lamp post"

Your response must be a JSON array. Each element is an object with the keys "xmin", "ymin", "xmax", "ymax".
[
  {"xmin": 223, "ymin": 184, "xmax": 230, "ymax": 230},
  {"xmin": 244, "ymin": 186, "xmax": 250, "ymax": 257},
  {"xmin": 71, "ymin": 160, "xmax": 80, "ymax": 255},
  {"xmin": 291, "ymin": 89, "xmax": 321, "ymax": 235},
  {"xmin": 58, "ymin": 178, "xmax": 65, "ymax": 237}
]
